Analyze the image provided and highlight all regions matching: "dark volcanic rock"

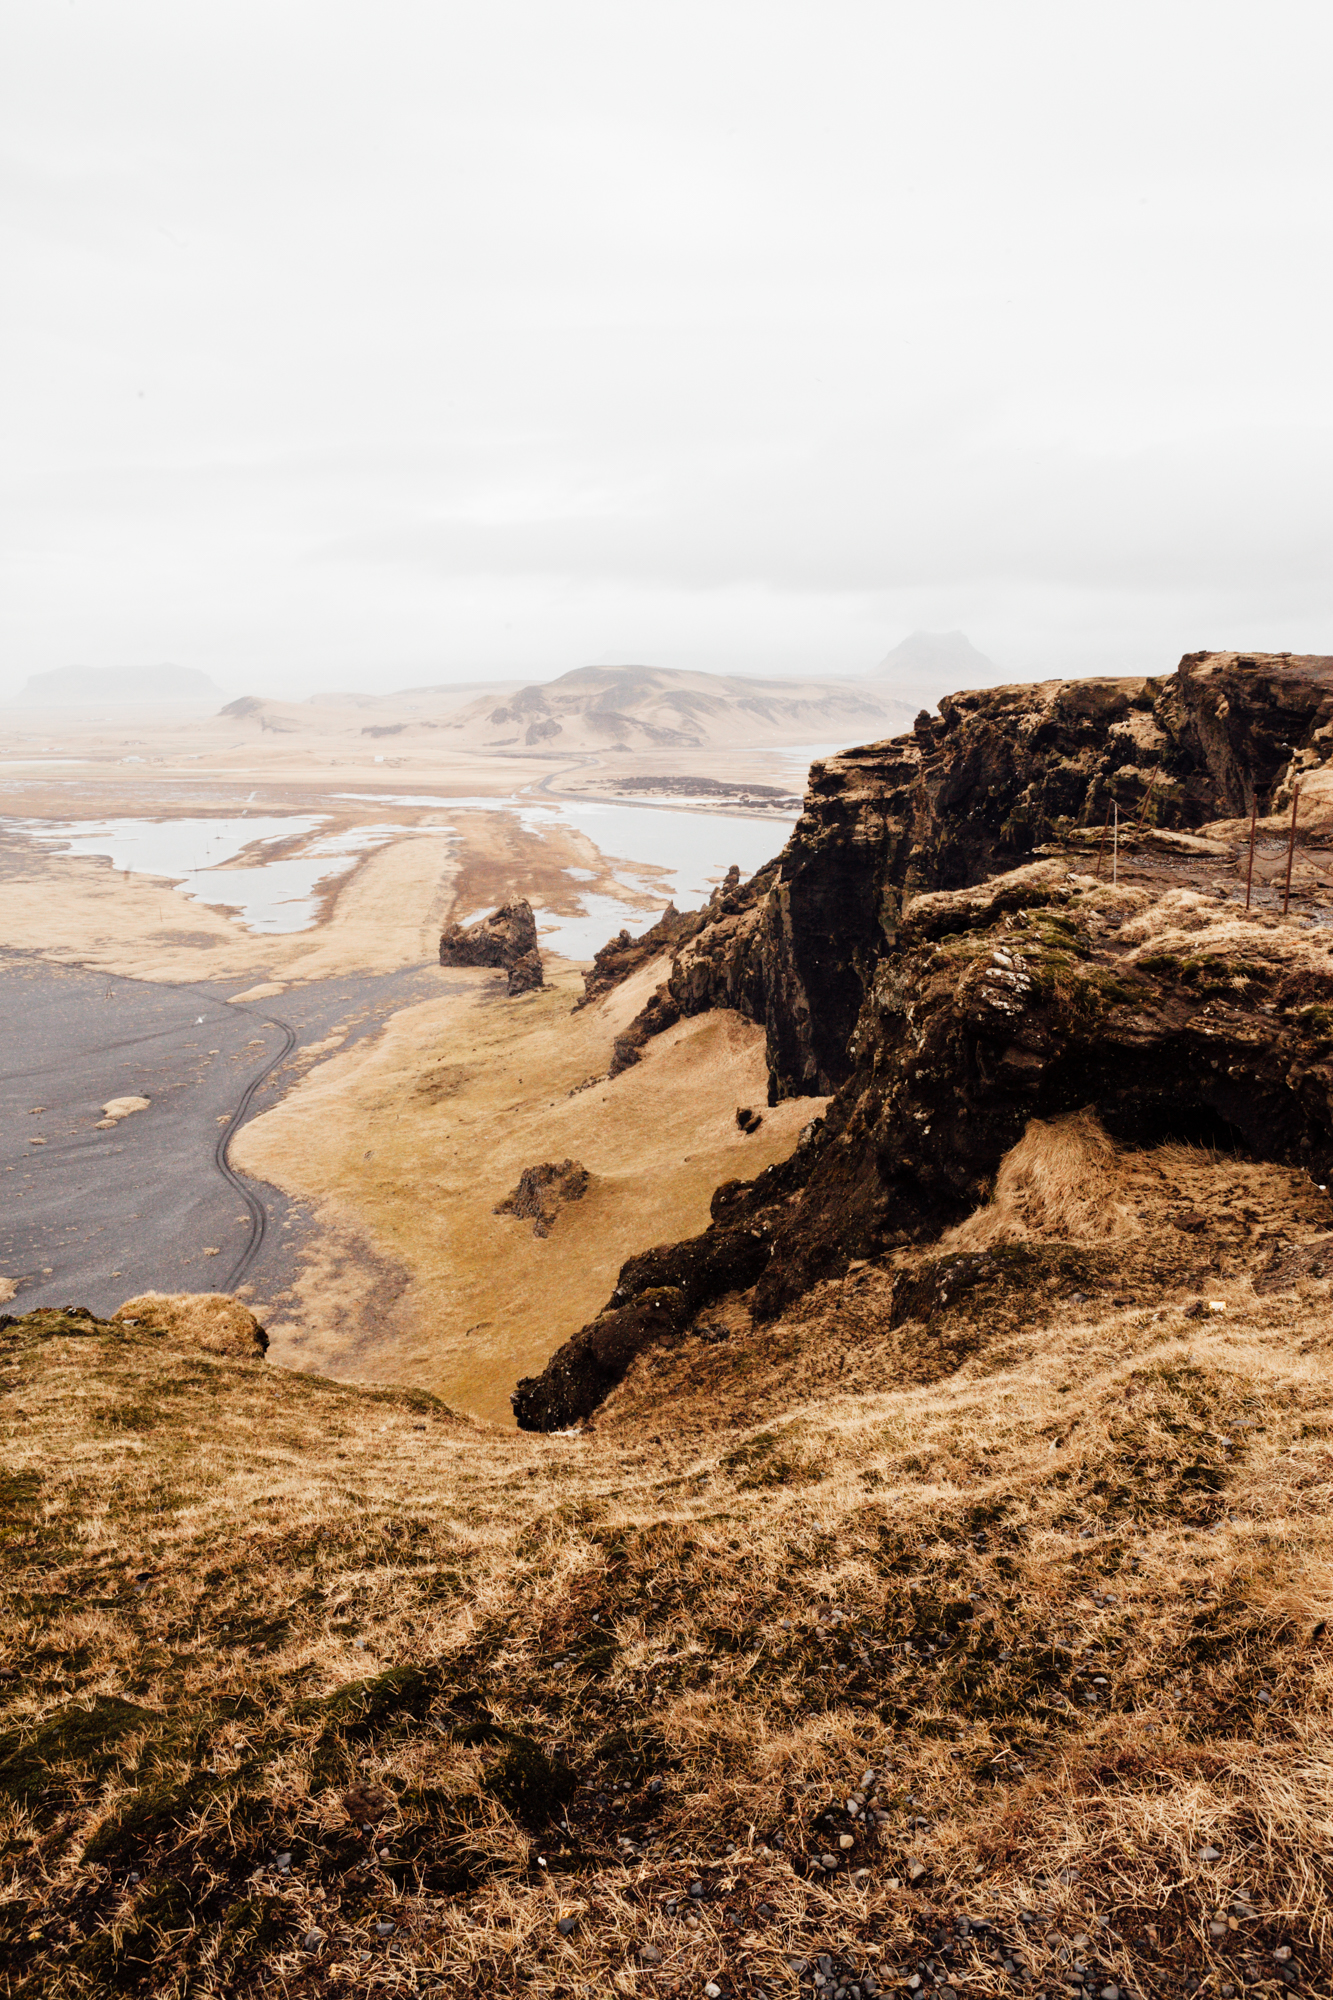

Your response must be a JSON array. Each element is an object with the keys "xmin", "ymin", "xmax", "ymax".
[
  {"xmin": 637, "ymin": 652, "xmax": 1333, "ymax": 1099},
  {"xmin": 511, "ymin": 1224, "xmax": 778, "ymax": 1430},
  {"xmin": 576, "ymin": 904, "xmax": 700, "ymax": 1008},
  {"xmin": 752, "ymin": 860, "xmax": 1333, "ymax": 1315},
  {"xmin": 438, "ymin": 900, "xmax": 544, "ymax": 996},
  {"xmin": 493, "ymin": 1159, "xmax": 590, "ymax": 1238},
  {"xmin": 608, "ymin": 985, "xmax": 681, "ymax": 1076},
  {"xmin": 518, "ymin": 652, "xmax": 1333, "ymax": 1426},
  {"xmin": 522, "ymin": 847, "xmax": 1333, "ymax": 1421}
]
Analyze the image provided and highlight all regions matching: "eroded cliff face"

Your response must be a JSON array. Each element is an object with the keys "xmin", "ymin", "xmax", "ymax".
[
  {"xmin": 663, "ymin": 651, "xmax": 1333, "ymax": 1099},
  {"xmin": 512, "ymin": 651, "xmax": 1333, "ymax": 1429}
]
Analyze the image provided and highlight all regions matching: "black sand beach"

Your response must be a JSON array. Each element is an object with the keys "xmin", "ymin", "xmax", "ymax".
[{"xmin": 0, "ymin": 952, "xmax": 452, "ymax": 1319}]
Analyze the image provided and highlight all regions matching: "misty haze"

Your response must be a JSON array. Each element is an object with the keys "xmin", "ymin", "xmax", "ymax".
[{"xmin": 4, "ymin": 5, "xmax": 1333, "ymax": 1995}]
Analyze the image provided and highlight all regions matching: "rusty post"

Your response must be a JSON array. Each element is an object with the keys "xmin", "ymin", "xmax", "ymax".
[
  {"xmin": 1094, "ymin": 801, "xmax": 1112, "ymax": 879},
  {"xmin": 1244, "ymin": 793, "xmax": 1258, "ymax": 911},
  {"xmin": 1282, "ymin": 783, "xmax": 1301, "ymax": 917},
  {"xmin": 1134, "ymin": 766, "xmax": 1160, "ymax": 834}
]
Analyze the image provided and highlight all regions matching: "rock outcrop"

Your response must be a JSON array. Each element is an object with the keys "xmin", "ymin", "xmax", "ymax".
[
  {"xmin": 510, "ymin": 1221, "xmax": 781, "ymax": 1430},
  {"xmin": 438, "ymin": 900, "xmax": 544, "ymax": 995},
  {"xmin": 513, "ymin": 651, "xmax": 1333, "ymax": 1429},
  {"xmin": 637, "ymin": 652, "xmax": 1333, "ymax": 1100},
  {"xmin": 493, "ymin": 1160, "xmax": 590, "ymax": 1238},
  {"xmin": 575, "ymin": 903, "xmax": 700, "ymax": 1008}
]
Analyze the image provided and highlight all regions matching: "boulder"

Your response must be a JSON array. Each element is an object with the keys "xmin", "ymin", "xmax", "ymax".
[{"xmin": 493, "ymin": 1160, "xmax": 590, "ymax": 1238}]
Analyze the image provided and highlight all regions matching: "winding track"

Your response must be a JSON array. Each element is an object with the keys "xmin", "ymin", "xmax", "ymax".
[{"xmin": 217, "ymin": 1013, "xmax": 297, "ymax": 1291}]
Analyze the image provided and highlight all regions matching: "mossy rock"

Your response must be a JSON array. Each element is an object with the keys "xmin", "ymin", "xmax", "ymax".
[{"xmin": 320, "ymin": 1663, "xmax": 447, "ymax": 1739}]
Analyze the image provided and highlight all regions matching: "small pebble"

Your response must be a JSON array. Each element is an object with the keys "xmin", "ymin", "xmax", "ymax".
[
  {"xmin": 820, "ymin": 1851, "xmax": 839, "ymax": 1871},
  {"xmin": 1100, "ymin": 1988, "xmax": 1121, "ymax": 2000},
  {"xmin": 641, "ymin": 1945, "xmax": 662, "ymax": 1964},
  {"xmin": 689, "ymin": 1879, "xmax": 705, "ymax": 1898},
  {"xmin": 1199, "ymin": 1844, "xmax": 1222, "ymax": 1863},
  {"xmin": 557, "ymin": 1916, "xmax": 576, "ymax": 1936},
  {"xmin": 704, "ymin": 1985, "xmax": 722, "ymax": 1999},
  {"xmin": 302, "ymin": 1930, "xmax": 324, "ymax": 1954},
  {"xmin": 839, "ymin": 1833, "xmax": 855, "ymax": 1850},
  {"xmin": 375, "ymin": 1921, "xmax": 396, "ymax": 1937},
  {"xmin": 1274, "ymin": 1946, "xmax": 1293, "ymax": 1962}
]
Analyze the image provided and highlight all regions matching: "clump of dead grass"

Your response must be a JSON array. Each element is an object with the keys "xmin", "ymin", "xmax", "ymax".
[
  {"xmin": 946, "ymin": 1107, "xmax": 1137, "ymax": 1249},
  {"xmin": 112, "ymin": 1289, "xmax": 269, "ymax": 1359}
]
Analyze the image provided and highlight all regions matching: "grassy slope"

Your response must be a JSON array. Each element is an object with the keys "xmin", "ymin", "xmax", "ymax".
[
  {"xmin": 232, "ymin": 961, "xmax": 816, "ymax": 1423},
  {"xmin": 3, "ymin": 1122, "xmax": 1332, "ymax": 1998}
]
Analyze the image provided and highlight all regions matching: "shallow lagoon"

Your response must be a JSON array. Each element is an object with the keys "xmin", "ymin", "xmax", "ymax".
[
  {"xmin": 336, "ymin": 791, "xmax": 798, "ymax": 957},
  {"xmin": 13, "ymin": 814, "xmax": 406, "ymax": 933},
  {"xmin": 6, "ymin": 793, "xmax": 799, "ymax": 954}
]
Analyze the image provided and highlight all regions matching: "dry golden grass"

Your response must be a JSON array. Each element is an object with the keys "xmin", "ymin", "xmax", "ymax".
[
  {"xmin": 233, "ymin": 961, "xmax": 820, "ymax": 1424},
  {"xmin": 946, "ymin": 1110, "xmax": 1137, "ymax": 1250},
  {"xmin": 112, "ymin": 1292, "xmax": 268, "ymax": 1361},
  {"xmin": 3, "ymin": 1121, "xmax": 1333, "ymax": 1996}
]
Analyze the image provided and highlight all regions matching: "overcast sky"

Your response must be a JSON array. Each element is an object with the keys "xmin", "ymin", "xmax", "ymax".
[{"xmin": 3, "ymin": 0, "xmax": 1332, "ymax": 698}]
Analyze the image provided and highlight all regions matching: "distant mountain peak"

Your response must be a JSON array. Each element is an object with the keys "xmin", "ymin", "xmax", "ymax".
[{"xmin": 869, "ymin": 631, "xmax": 1002, "ymax": 710}]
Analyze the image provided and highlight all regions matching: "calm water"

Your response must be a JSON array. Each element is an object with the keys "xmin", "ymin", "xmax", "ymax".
[
  {"xmin": 7, "ymin": 794, "xmax": 800, "ymax": 956},
  {"xmin": 13, "ymin": 815, "xmax": 407, "ymax": 933},
  {"xmin": 337, "ymin": 791, "xmax": 798, "ymax": 956}
]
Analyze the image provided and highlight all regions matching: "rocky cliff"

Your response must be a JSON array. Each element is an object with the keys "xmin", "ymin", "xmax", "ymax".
[
  {"xmin": 513, "ymin": 652, "xmax": 1333, "ymax": 1427},
  {"xmin": 662, "ymin": 650, "xmax": 1333, "ymax": 1101}
]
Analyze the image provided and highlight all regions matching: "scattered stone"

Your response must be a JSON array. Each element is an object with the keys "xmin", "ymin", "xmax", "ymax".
[
  {"xmin": 493, "ymin": 1159, "xmax": 590, "ymax": 1237},
  {"xmin": 302, "ymin": 1930, "xmax": 324, "ymax": 1953},
  {"xmin": 438, "ymin": 899, "xmax": 544, "ymax": 996},
  {"xmin": 374, "ymin": 1920, "xmax": 396, "ymax": 1937},
  {"xmin": 341, "ymin": 1780, "xmax": 392, "ymax": 1826},
  {"xmin": 908, "ymin": 1860, "xmax": 927, "ymax": 1882},
  {"xmin": 704, "ymin": 1984, "xmax": 723, "ymax": 1999},
  {"xmin": 736, "ymin": 1106, "xmax": 763, "ymax": 1134},
  {"xmin": 641, "ymin": 1944, "xmax": 662, "ymax": 1964},
  {"xmin": 557, "ymin": 1916, "xmax": 577, "ymax": 1936},
  {"xmin": 839, "ymin": 1833, "xmax": 855, "ymax": 1849},
  {"xmin": 688, "ymin": 1879, "xmax": 705, "ymax": 1898},
  {"xmin": 1199, "ymin": 1844, "xmax": 1222, "ymax": 1863}
]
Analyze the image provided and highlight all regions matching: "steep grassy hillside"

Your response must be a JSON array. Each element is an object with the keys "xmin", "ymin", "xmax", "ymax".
[{"xmin": 3, "ymin": 1135, "xmax": 1331, "ymax": 1997}]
